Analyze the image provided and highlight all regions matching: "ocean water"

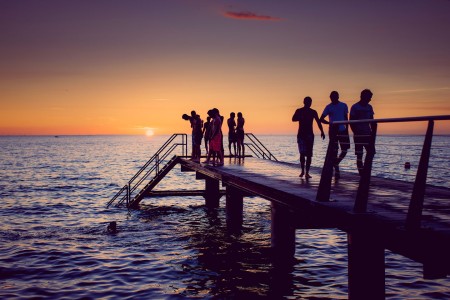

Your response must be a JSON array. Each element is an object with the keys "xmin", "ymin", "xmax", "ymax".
[{"xmin": 0, "ymin": 134, "xmax": 449, "ymax": 299}]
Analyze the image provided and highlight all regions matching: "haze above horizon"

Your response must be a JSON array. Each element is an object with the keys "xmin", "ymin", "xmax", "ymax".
[{"xmin": 1, "ymin": 0, "xmax": 450, "ymax": 135}]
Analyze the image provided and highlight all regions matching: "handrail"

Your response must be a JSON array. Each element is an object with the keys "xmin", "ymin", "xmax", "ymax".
[
  {"xmin": 244, "ymin": 133, "xmax": 278, "ymax": 161},
  {"xmin": 332, "ymin": 115, "xmax": 450, "ymax": 125},
  {"xmin": 107, "ymin": 133, "xmax": 188, "ymax": 208},
  {"xmin": 316, "ymin": 114, "xmax": 450, "ymax": 230}
]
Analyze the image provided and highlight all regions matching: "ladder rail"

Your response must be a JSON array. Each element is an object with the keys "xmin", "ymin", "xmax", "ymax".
[
  {"xmin": 244, "ymin": 133, "xmax": 278, "ymax": 161},
  {"xmin": 108, "ymin": 134, "xmax": 187, "ymax": 207}
]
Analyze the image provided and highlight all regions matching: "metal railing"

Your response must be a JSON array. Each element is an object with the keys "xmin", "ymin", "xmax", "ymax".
[
  {"xmin": 316, "ymin": 115, "xmax": 450, "ymax": 230},
  {"xmin": 107, "ymin": 134, "xmax": 188, "ymax": 208},
  {"xmin": 244, "ymin": 133, "xmax": 278, "ymax": 161}
]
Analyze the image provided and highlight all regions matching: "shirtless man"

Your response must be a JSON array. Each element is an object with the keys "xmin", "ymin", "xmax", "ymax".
[{"xmin": 292, "ymin": 97, "xmax": 325, "ymax": 178}]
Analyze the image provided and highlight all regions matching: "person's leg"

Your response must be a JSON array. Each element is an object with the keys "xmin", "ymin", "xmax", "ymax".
[
  {"xmin": 233, "ymin": 142, "xmax": 237, "ymax": 157},
  {"xmin": 305, "ymin": 155, "xmax": 312, "ymax": 178},
  {"xmin": 356, "ymin": 153, "xmax": 364, "ymax": 175},
  {"xmin": 336, "ymin": 133, "xmax": 349, "ymax": 165},
  {"xmin": 299, "ymin": 154, "xmax": 305, "ymax": 177},
  {"xmin": 354, "ymin": 137, "xmax": 363, "ymax": 175},
  {"xmin": 203, "ymin": 141, "xmax": 213, "ymax": 163}
]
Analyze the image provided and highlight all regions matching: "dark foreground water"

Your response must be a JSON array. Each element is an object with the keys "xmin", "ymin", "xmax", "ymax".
[{"xmin": 0, "ymin": 135, "xmax": 449, "ymax": 299}]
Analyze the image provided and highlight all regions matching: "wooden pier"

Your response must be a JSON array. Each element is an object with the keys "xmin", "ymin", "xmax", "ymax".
[
  {"xmin": 108, "ymin": 115, "xmax": 450, "ymax": 299},
  {"xmin": 177, "ymin": 156, "xmax": 449, "ymax": 298}
]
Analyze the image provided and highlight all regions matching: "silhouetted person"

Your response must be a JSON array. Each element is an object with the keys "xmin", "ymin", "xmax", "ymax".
[
  {"xmin": 107, "ymin": 221, "xmax": 117, "ymax": 233},
  {"xmin": 292, "ymin": 97, "xmax": 325, "ymax": 178},
  {"xmin": 236, "ymin": 112, "xmax": 245, "ymax": 158},
  {"xmin": 203, "ymin": 116, "xmax": 212, "ymax": 155},
  {"xmin": 350, "ymin": 89, "xmax": 376, "ymax": 175},
  {"xmin": 182, "ymin": 110, "xmax": 203, "ymax": 162},
  {"xmin": 203, "ymin": 108, "xmax": 224, "ymax": 166},
  {"xmin": 320, "ymin": 91, "xmax": 350, "ymax": 179},
  {"xmin": 227, "ymin": 112, "xmax": 237, "ymax": 157}
]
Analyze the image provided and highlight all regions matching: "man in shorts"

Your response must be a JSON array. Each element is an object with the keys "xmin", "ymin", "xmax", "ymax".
[
  {"xmin": 320, "ymin": 91, "xmax": 350, "ymax": 179},
  {"xmin": 292, "ymin": 97, "xmax": 325, "ymax": 178},
  {"xmin": 350, "ymin": 89, "xmax": 376, "ymax": 175}
]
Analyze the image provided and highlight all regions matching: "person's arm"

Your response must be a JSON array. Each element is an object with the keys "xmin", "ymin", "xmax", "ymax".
[
  {"xmin": 319, "ymin": 107, "xmax": 329, "ymax": 125},
  {"xmin": 349, "ymin": 107, "xmax": 356, "ymax": 133},
  {"xmin": 292, "ymin": 109, "xmax": 300, "ymax": 122},
  {"xmin": 314, "ymin": 112, "xmax": 325, "ymax": 139},
  {"xmin": 344, "ymin": 112, "xmax": 349, "ymax": 132},
  {"xmin": 319, "ymin": 113, "xmax": 329, "ymax": 125},
  {"xmin": 369, "ymin": 108, "xmax": 377, "ymax": 136}
]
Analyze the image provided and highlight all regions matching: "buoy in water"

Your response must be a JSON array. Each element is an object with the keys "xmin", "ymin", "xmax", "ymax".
[{"xmin": 404, "ymin": 162, "xmax": 411, "ymax": 169}]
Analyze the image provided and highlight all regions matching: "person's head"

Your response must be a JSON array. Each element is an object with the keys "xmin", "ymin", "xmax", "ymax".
[
  {"xmin": 212, "ymin": 108, "xmax": 219, "ymax": 116},
  {"xmin": 303, "ymin": 96, "xmax": 312, "ymax": 108},
  {"xmin": 330, "ymin": 91, "xmax": 339, "ymax": 103},
  {"xmin": 360, "ymin": 89, "xmax": 373, "ymax": 104},
  {"xmin": 207, "ymin": 116, "xmax": 211, "ymax": 122},
  {"xmin": 237, "ymin": 112, "xmax": 243, "ymax": 118},
  {"xmin": 207, "ymin": 109, "xmax": 213, "ymax": 118},
  {"xmin": 191, "ymin": 110, "xmax": 196, "ymax": 117},
  {"xmin": 230, "ymin": 112, "xmax": 235, "ymax": 118}
]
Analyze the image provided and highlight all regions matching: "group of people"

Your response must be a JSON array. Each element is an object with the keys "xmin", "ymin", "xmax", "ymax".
[
  {"xmin": 183, "ymin": 109, "xmax": 245, "ymax": 166},
  {"xmin": 227, "ymin": 112, "xmax": 245, "ymax": 158},
  {"xmin": 292, "ymin": 89, "xmax": 376, "ymax": 179}
]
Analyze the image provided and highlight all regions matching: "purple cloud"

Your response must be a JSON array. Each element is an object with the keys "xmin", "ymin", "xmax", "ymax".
[{"xmin": 223, "ymin": 11, "xmax": 283, "ymax": 21}]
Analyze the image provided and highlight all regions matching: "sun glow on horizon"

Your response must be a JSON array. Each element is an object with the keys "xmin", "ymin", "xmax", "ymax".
[{"xmin": 145, "ymin": 128, "xmax": 155, "ymax": 137}]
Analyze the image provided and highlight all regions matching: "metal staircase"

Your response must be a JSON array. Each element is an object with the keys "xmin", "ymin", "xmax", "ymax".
[
  {"xmin": 107, "ymin": 134, "xmax": 187, "ymax": 208},
  {"xmin": 244, "ymin": 133, "xmax": 278, "ymax": 161}
]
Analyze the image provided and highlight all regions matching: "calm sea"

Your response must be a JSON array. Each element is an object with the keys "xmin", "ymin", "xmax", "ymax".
[{"xmin": 0, "ymin": 135, "xmax": 449, "ymax": 299}]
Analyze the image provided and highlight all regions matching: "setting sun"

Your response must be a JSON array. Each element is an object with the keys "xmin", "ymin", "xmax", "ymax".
[{"xmin": 146, "ymin": 128, "xmax": 154, "ymax": 136}]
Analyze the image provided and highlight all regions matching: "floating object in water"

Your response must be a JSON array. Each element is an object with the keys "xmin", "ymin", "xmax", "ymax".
[
  {"xmin": 404, "ymin": 162, "xmax": 411, "ymax": 169},
  {"xmin": 107, "ymin": 221, "xmax": 117, "ymax": 233}
]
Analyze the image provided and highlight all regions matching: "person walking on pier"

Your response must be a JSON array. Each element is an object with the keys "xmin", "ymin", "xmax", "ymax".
[
  {"xmin": 292, "ymin": 97, "xmax": 325, "ymax": 178},
  {"xmin": 227, "ymin": 112, "xmax": 237, "ymax": 157},
  {"xmin": 236, "ymin": 112, "xmax": 245, "ymax": 158},
  {"xmin": 320, "ymin": 91, "xmax": 350, "ymax": 179},
  {"xmin": 350, "ymin": 89, "xmax": 376, "ymax": 175}
]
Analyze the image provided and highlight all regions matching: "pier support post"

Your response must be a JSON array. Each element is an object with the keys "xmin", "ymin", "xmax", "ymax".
[
  {"xmin": 205, "ymin": 177, "xmax": 220, "ymax": 208},
  {"xmin": 271, "ymin": 202, "xmax": 296, "ymax": 262},
  {"xmin": 348, "ymin": 231, "xmax": 385, "ymax": 299},
  {"xmin": 226, "ymin": 185, "xmax": 244, "ymax": 233}
]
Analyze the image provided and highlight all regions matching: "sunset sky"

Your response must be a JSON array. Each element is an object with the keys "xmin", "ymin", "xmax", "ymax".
[{"xmin": 1, "ymin": 0, "xmax": 450, "ymax": 135}]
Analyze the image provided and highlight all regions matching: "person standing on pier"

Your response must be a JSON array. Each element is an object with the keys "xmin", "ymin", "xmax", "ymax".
[
  {"xmin": 320, "ymin": 91, "xmax": 350, "ymax": 179},
  {"xmin": 292, "ymin": 97, "xmax": 325, "ymax": 178},
  {"xmin": 203, "ymin": 108, "xmax": 224, "ymax": 166},
  {"xmin": 350, "ymin": 89, "xmax": 376, "ymax": 175},
  {"xmin": 227, "ymin": 112, "xmax": 237, "ymax": 157},
  {"xmin": 236, "ymin": 112, "xmax": 245, "ymax": 158},
  {"xmin": 202, "ymin": 116, "xmax": 212, "ymax": 156},
  {"xmin": 182, "ymin": 111, "xmax": 203, "ymax": 162}
]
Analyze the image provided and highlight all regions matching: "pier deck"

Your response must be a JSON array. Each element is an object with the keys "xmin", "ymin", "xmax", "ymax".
[{"xmin": 177, "ymin": 156, "xmax": 450, "ymax": 279}]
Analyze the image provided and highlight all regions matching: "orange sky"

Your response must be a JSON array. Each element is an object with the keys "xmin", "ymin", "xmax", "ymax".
[{"xmin": 1, "ymin": 1, "xmax": 450, "ymax": 136}]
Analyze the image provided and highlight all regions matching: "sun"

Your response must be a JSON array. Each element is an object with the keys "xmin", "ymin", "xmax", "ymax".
[{"xmin": 145, "ymin": 128, "xmax": 154, "ymax": 136}]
